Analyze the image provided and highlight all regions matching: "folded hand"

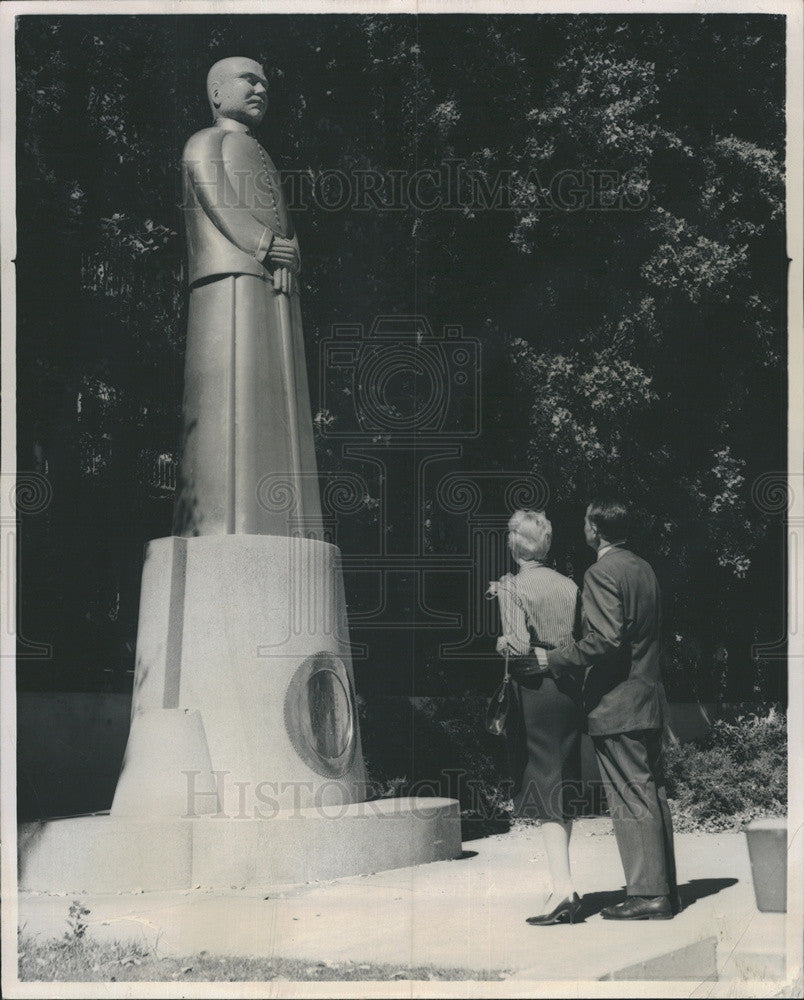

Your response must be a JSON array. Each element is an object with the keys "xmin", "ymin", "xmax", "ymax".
[
  {"xmin": 273, "ymin": 266, "xmax": 294, "ymax": 296},
  {"xmin": 268, "ymin": 236, "xmax": 300, "ymax": 275}
]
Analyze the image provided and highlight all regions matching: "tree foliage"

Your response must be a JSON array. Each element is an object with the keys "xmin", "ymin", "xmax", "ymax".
[{"xmin": 16, "ymin": 14, "xmax": 786, "ymax": 698}]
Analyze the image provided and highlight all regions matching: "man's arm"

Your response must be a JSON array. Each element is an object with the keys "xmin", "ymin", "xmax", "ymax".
[
  {"xmin": 183, "ymin": 131, "xmax": 273, "ymax": 262},
  {"xmin": 572, "ymin": 586, "xmax": 584, "ymax": 641},
  {"xmin": 542, "ymin": 565, "xmax": 625, "ymax": 679}
]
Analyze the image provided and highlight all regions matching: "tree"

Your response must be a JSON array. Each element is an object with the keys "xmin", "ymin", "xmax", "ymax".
[{"xmin": 15, "ymin": 13, "xmax": 786, "ymax": 699}]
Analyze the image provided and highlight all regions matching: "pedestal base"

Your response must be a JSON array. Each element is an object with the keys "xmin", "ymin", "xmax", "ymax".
[
  {"xmin": 116, "ymin": 534, "xmax": 370, "ymax": 817},
  {"xmin": 19, "ymin": 797, "xmax": 461, "ymax": 893}
]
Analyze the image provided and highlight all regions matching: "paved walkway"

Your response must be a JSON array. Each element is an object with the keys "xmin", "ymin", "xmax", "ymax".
[{"xmin": 16, "ymin": 819, "xmax": 787, "ymax": 985}]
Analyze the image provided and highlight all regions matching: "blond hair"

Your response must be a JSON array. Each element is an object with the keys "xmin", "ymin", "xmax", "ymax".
[{"xmin": 508, "ymin": 509, "xmax": 552, "ymax": 562}]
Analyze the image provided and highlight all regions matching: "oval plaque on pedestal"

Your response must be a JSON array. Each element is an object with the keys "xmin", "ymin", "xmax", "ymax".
[{"xmin": 284, "ymin": 651, "xmax": 357, "ymax": 778}]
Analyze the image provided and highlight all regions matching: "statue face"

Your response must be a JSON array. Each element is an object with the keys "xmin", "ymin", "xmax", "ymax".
[{"xmin": 209, "ymin": 57, "xmax": 269, "ymax": 127}]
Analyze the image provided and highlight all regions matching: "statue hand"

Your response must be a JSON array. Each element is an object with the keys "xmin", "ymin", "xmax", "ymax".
[
  {"xmin": 273, "ymin": 266, "xmax": 294, "ymax": 296},
  {"xmin": 268, "ymin": 236, "xmax": 300, "ymax": 275}
]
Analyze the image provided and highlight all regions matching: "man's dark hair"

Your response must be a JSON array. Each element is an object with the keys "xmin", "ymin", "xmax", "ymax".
[{"xmin": 587, "ymin": 497, "xmax": 630, "ymax": 541}]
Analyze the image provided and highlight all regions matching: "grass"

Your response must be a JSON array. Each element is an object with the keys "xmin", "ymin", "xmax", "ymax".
[{"xmin": 18, "ymin": 934, "xmax": 507, "ymax": 983}]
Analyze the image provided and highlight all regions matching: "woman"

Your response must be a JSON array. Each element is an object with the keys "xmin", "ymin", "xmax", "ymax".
[{"xmin": 490, "ymin": 509, "xmax": 584, "ymax": 925}]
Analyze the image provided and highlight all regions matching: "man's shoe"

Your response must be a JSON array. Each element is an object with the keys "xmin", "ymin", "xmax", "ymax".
[
  {"xmin": 601, "ymin": 895, "xmax": 673, "ymax": 920},
  {"xmin": 526, "ymin": 892, "xmax": 583, "ymax": 926}
]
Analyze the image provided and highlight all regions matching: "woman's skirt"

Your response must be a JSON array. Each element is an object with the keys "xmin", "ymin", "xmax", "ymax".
[{"xmin": 505, "ymin": 674, "xmax": 583, "ymax": 822}]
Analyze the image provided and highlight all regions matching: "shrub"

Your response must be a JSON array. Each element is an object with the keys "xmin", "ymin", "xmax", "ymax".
[
  {"xmin": 360, "ymin": 697, "xmax": 787, "ymax": 834},
  {"xmin": 664, "ymin": 705, "xmax": 787, "ymax": 831}
]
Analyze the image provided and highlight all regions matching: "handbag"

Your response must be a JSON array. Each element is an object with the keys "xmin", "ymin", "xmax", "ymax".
[{"xmin": 485, "ymin": 650, "xmax": 512, "ymax": 737}]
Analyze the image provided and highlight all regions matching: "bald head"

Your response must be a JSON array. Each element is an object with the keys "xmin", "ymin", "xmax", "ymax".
[{"xmin": 207, "ymin": 57, "xmax": 268, "ymax": 127}]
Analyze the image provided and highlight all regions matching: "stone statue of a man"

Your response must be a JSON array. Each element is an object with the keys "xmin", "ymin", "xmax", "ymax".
[{"xmin": 174, "ymin": 56, "xmax": 322, "ymax": 537}]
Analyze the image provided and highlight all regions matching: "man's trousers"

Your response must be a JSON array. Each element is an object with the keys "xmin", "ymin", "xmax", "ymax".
[{"xmin": 593, "ymin": 729, "xmax": 679, "ymax": 899}]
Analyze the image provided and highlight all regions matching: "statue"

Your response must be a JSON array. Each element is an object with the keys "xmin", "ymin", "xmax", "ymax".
[
  {"xmin": 18, "ymin": 56, "xmax": 460, "ymax": 896},
  {"xmin": 105, "ymin": 57, "xmax": 370, "ymax": 819},
  {"xmin": 174, "ymin": 56, "xmax": 322, "ymax": 537}
]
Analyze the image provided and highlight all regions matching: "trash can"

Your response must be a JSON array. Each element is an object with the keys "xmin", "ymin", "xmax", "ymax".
[{"xmin": 743, "ymin": 817, "xmax": 787, "ymax": 913}]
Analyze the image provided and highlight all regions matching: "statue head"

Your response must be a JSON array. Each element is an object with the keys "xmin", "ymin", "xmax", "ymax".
[{"xmin": 207, "ymin": 57, "xmax": 268, "ymax": 127}]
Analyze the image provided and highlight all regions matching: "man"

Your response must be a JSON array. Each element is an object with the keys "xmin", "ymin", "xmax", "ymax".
[
  {"xmin": 174, "ymin": 56, "xmax": 322, "ymax": 537},
  {"xmin": 533, "ymin": 498, "xmax": 679, "ymax": 920}
]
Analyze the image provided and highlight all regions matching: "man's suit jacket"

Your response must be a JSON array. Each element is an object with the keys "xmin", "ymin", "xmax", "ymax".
[
  {"xmin": 182, "ymin": 118, "xmax": 298, "ymax": 287},
  {"xmin": 546, "ymin": 545, "xmax": 666, "ymax": 736}
]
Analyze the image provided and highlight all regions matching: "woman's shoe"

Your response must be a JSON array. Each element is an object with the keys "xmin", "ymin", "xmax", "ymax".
[{"xmin": 526, "ymin": 892, "xmax": 583, "ymax": 926}]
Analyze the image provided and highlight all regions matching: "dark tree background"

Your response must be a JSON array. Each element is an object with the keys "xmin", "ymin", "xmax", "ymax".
[{"xmin": 16, "ymin": 14, "xmax": 787, "ymax": 702}]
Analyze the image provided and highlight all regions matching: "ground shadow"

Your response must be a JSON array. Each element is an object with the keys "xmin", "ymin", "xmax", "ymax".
[
  {"xmin": 578, "ymin": 876, "xmax": 739, "ymax": 920},
  {"xmin": 462, "ymin": 818, "xmax": 512, "ymax": 841},
  {"xmin": 577, "ymin": 888, "xmax": 627, "ymax": 920},
  {"xmin": 678, "ymin": 877, "xmax": 739, "ymax": 910}
]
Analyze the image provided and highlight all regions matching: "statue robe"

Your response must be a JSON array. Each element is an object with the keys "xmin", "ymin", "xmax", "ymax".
[{"xmin": 174, "ymin": 117, "xmax": 322, "ymax": 538}]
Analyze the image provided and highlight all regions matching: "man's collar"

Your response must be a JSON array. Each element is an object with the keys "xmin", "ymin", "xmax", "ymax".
[
  {"xmin": 214, "ymin": 116, "xmax": 251, "ymax": 134},
  {"xmin": 597, "ymin": 540, "xmax": 626, "ymax": 561}
]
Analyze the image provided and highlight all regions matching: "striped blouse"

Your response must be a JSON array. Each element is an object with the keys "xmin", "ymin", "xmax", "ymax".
[{"xmin": 496, "ymin": 562, "xmax": 580, "ymax": 655}]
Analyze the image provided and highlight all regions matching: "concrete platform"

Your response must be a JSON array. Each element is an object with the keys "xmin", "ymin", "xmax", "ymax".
[
  {"xmin": 719, "ymin": 911, "xmax": 787, "ymax": 981},
  {"xmin": 18, "ymin": 797, "xmax": 461, "ymax": 893},
  {"xmin": 16, "ymin": 821, "xmax": 793, "ymax": 985}
]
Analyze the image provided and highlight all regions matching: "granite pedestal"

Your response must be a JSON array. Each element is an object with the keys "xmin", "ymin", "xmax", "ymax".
[{"xmin": 18, "ymin": 535, "xmax": 461, "ymax": 892}]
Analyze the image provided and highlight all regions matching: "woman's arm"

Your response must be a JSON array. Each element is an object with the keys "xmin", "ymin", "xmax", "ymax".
[{"xmin": 495, "ymin": 583, "xmax": 532, "ymax": 656}]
